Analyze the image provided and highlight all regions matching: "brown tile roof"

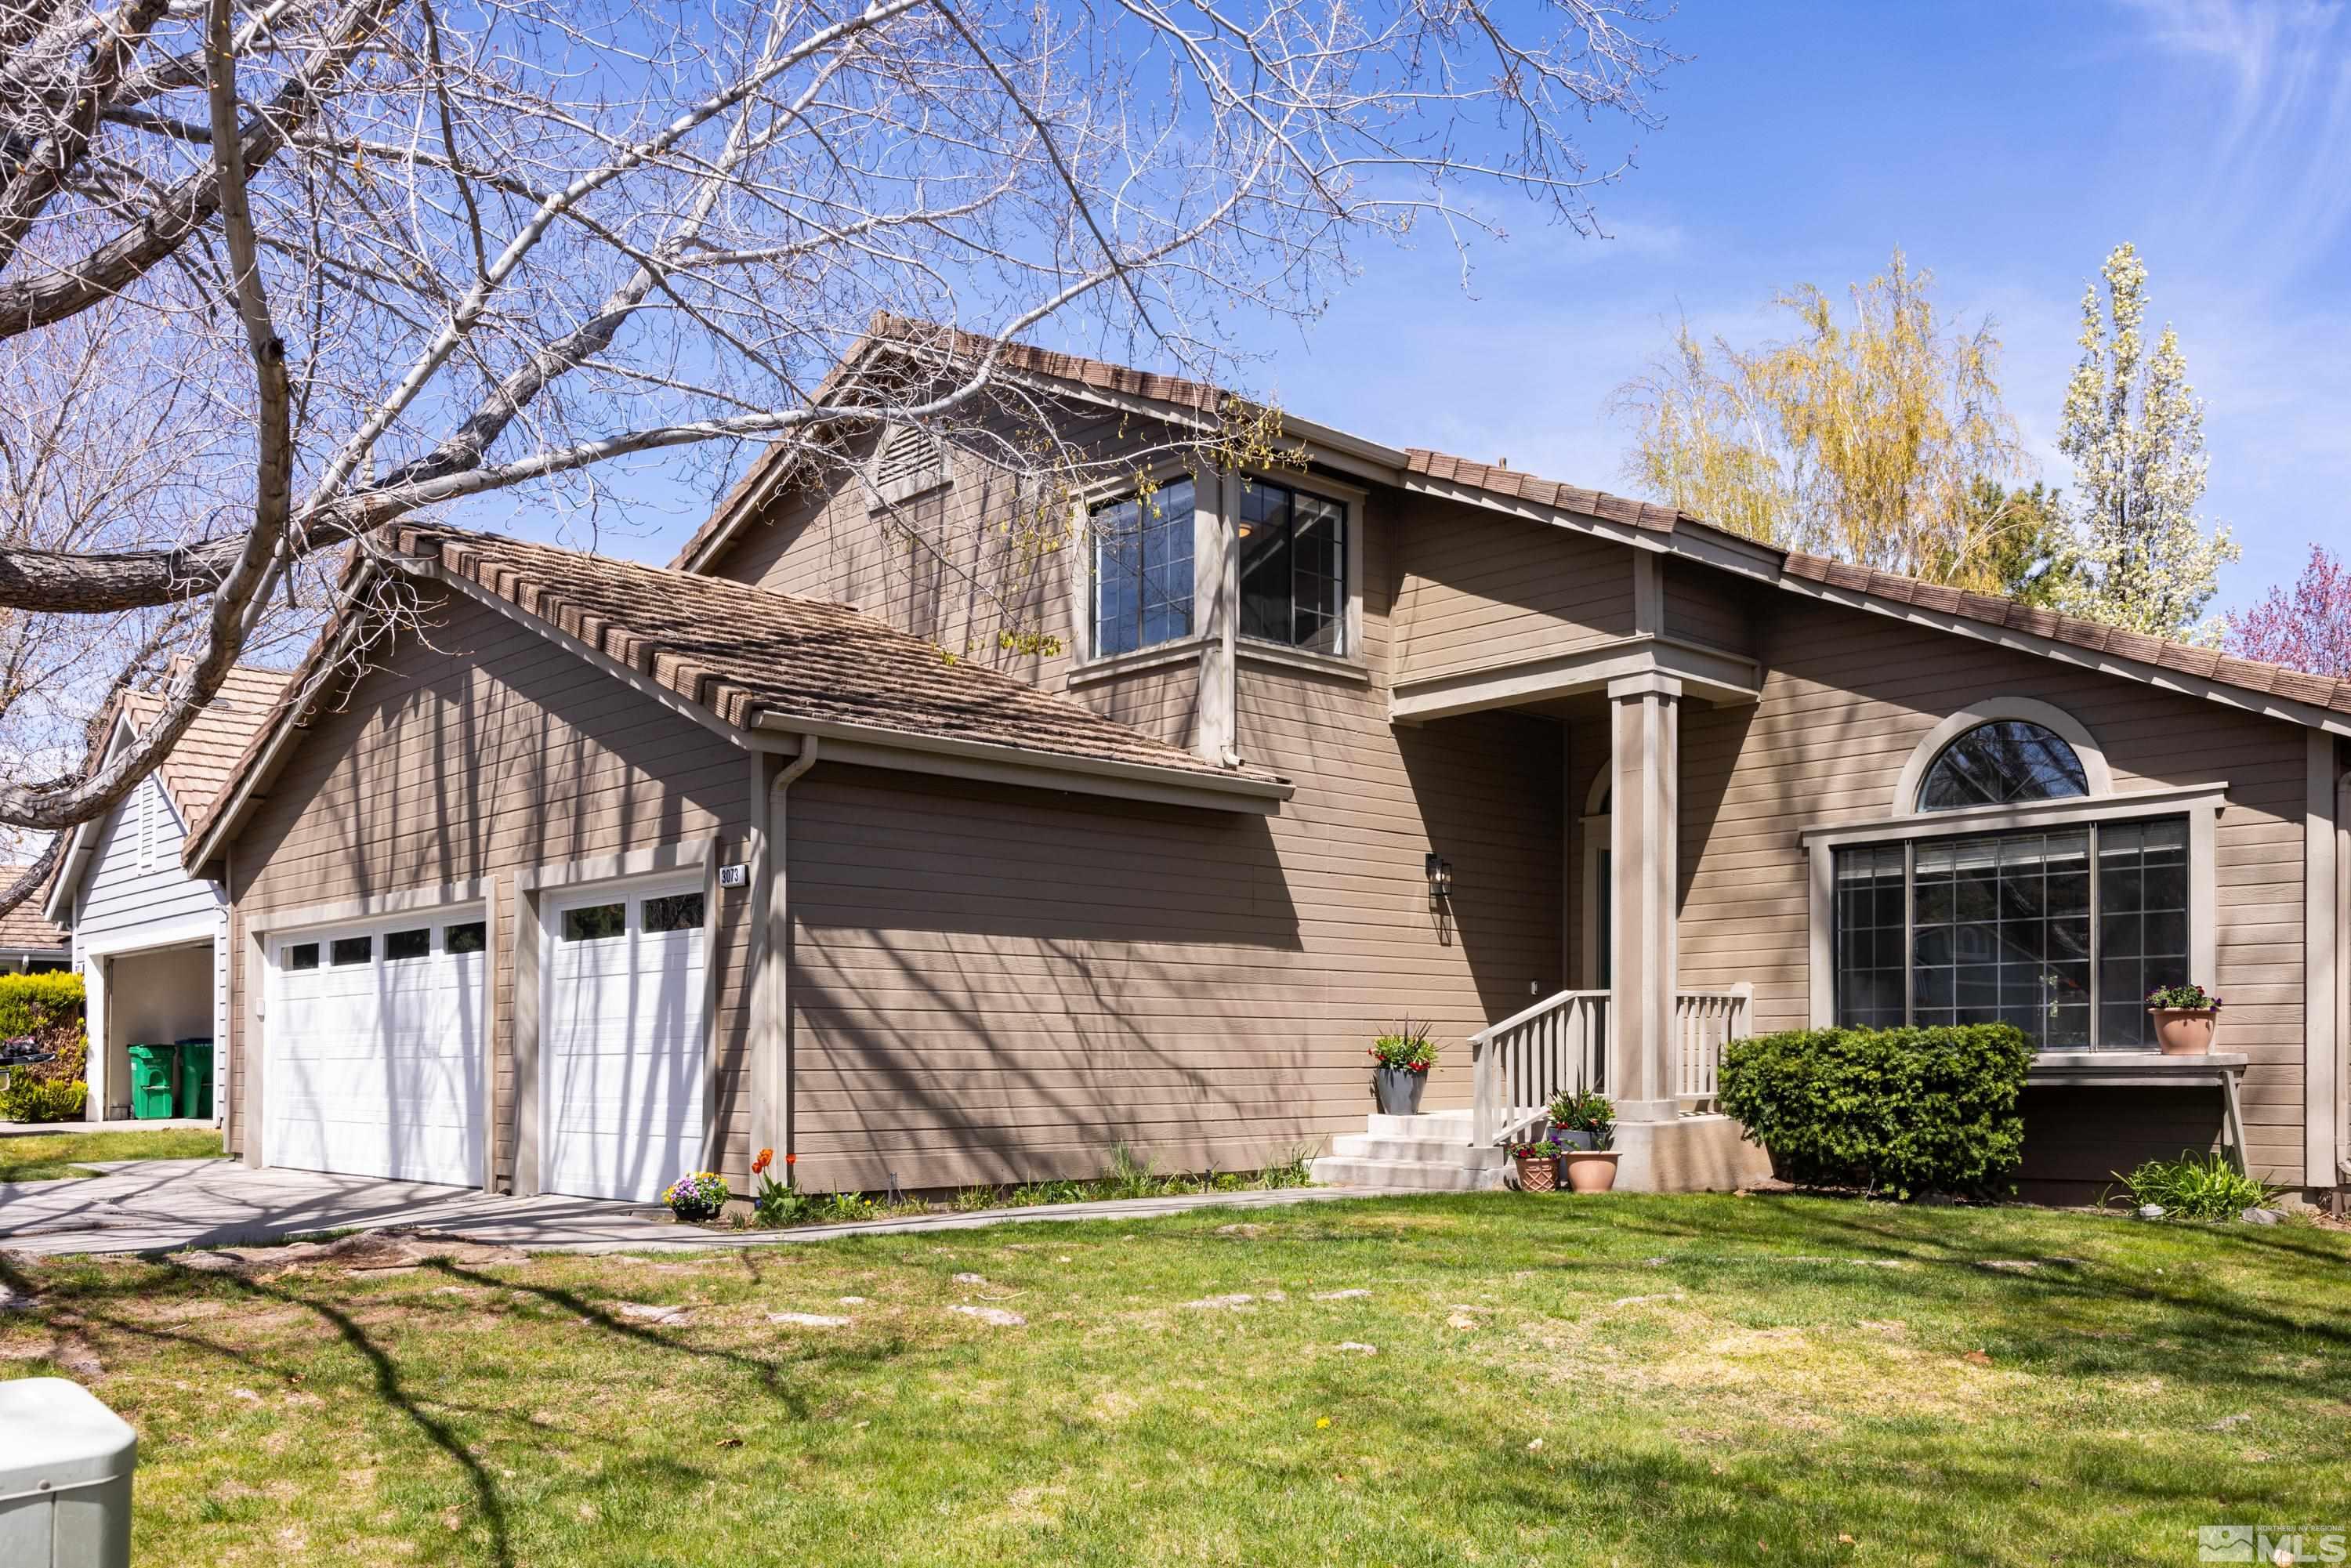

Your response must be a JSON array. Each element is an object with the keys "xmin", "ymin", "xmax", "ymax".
[
  {"xmin": 1400, "ymin": 449, "xmax": 1694, "ymax": 534},
  {"xmin": 668, "ymin": 313, "xmax": 1241, "ymax": 572},
  {"xmin": 678, "ymin": 314, "xmax": 2351, "ymax": 730},
  {"xmin": 400, "ymin": 524, "xmax": 1273, "ymax": 782},
  {"xmin": 0, "ymin": 868, "xmax": 67, "ymax": 954},
  {"xmin": 118, "ymin": 665, "xmax": 297, "ymax": 825},
  {"xmin": 1774, "ymin": 549, "xmax": 2351, "ymax": 720}
]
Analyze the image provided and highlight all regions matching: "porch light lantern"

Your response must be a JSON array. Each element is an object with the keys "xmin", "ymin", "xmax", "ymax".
[{"xmin": 1424, "ymin": 853, "xmax": 1454, "ymax": 900}]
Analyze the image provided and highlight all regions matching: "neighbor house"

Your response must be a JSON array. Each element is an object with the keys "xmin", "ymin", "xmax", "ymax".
[
  {"xmin": 45, "ymin": 667, "xmax": 291, "ymax": 1121},
  {"xmin": 179, "ymin": 320, "xmax": 2349, "ymax": 1206},
  {"xmin": 0, "ymin": 873, "xmax": 68, "ymax": 973}
]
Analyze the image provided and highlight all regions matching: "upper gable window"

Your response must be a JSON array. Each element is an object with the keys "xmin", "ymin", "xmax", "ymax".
[
  {"xmin": 1091, "ymin": 476, "xmax": 1195, "ymax": 658},
  {"xmin": 1917, "ymin": 721, "xmax": 2088, "ymax": 812},
  {"xmin": 1238, "ymin": 480, "xmax": 1346, "ymax": 655}
]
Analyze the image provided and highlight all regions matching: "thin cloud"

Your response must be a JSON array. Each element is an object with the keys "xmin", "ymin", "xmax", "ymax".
[{"xmin": 2113, "ymin": 0, "xmax": 2351, "ymax": 283}]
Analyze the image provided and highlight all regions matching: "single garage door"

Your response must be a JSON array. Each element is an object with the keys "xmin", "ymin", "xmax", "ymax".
[
  {"xmin": 542, "ymin": 879, "xmax": 707, "ymax": 1202},
  {"xmin": 268, "ymin": 913, "xmax": 487, "ymax": 1186}
]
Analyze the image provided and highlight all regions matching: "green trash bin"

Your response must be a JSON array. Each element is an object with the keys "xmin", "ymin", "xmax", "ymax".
[
  {"xmin": 175, "ymin": 1037, "xmax": 214, "ymax": 1121},
  {"xmin": 127, "ymin": 1044, "xmax": 177, "ymax": 1120}
]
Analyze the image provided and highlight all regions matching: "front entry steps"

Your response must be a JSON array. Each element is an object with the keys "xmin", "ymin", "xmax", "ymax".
[{"xmin": 1309, "ymin": 1110, "xmax": 1504, "ymax": 1193}]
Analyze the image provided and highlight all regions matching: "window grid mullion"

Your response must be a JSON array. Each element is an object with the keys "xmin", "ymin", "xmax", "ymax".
[
  {"xmin": 2087, "ymin": 821, "xmax": 2102, "ymax": 1050},
  {"xmin": 1903, "ymin": 839, "xmax": 1917, "ymax": 1027}
]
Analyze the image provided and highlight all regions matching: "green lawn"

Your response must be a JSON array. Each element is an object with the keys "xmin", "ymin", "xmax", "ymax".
[
  {"xmin": 3, "ymin": 1192, "xmax": 2347, "ymax": 1566},
  {"xmin": 0, "ymin": 1128, "xmax": 224, "ymax": 1182}
]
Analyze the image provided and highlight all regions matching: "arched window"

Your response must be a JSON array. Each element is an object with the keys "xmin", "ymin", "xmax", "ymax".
[{"xmin": 1916, "ymin": 720, "xmax": 2089, "ymax": 812}]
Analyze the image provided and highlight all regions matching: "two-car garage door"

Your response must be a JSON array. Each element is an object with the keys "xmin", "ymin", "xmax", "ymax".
[{"xmin": 266, "ymin": 878, "xmax": 706, "ymax": 1202}]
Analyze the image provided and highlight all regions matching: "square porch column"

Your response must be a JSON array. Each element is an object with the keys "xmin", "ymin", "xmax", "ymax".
[{"xmin": 1607, "ymin": 671, "xmax": 1680, "ymax": 1124}]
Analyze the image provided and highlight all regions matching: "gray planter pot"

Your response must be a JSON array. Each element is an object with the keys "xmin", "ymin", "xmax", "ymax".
[
  {"xmin": 1374, "ymin": 1066, "xmax": 1426, "ymax": 1116},
  {"xmin": 1552, "ymin": 1128, "xmax": 1595, "ymax": 1151}
]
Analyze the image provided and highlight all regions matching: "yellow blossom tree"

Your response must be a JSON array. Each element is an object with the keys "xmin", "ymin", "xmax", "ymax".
[{"xmin": 1613, "ymin": 252, "xmax": 2031, "ymax": 590}]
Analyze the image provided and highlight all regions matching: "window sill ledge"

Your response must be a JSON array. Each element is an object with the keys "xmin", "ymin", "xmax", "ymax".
[
  {"xmin": 1237, "ymin": 639, "xmax": 1371, "ymax": 683},
  {"xmin": 1067, "ymin": 640, "xmax": 1206, "ymax": 686}
]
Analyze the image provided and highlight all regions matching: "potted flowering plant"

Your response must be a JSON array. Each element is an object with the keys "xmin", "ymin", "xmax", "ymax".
[
  {"xmin": 1546, "ymin": 1089, "xmax": 1619, "ymax": 1192},
  {"xmin": 1507, "ymin": 1139, "xmax": 1560, "ymax": 1193},
  {"xmin": 1367, "ymin": 1022, "xmax": 1438, "ymax": 1115},
  {"xmin": 2146, "ymin": 983, "xmax": 2223, "ymax": 1056},
  {"xmin": 663, "ymin": 1170, "xmax": 730, "ymax": 1222}
]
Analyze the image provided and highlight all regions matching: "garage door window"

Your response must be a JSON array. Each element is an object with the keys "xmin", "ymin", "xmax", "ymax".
[
  {"xmin": 563, "ymin": 903, "xmax": 625, "ymax": 942},
  {"xmin": 285, "ymin": 942, "xmax": 319, "ymax": 971},
  {"xmin": 643, "ymin": 893, "xmax": 703, "ymax": 932},
  {"xmin": 445, "ymin": 921, "xmax": 486, "ymax": 954},
  {"xmin": 331, "ymin": 936, "xmax": 372, "ymax": 965},
  {"xmin": 385, "ymin": 928, "xmax": 430, "ymax": 961}
]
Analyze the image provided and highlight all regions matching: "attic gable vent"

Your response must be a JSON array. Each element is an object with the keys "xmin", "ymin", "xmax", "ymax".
[{"xmin": 871, "ymin": 424, "xmax": 944, "ymax": 494}]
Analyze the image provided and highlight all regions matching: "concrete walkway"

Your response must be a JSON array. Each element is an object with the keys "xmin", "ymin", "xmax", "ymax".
[
  {"xmin": 0, "ymin": 1117, "xmax": 218, "ymax": 1139},
  {"xmin": 0, "ymin": 1158, "xmax": 1376, "ymax": 1258}
]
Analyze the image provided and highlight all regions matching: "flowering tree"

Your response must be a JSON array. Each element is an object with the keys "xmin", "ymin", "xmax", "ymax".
[
  {"xmin": 0, "ymin": 0, "xmax": 1681, "ymax": 914},
  {"xmin": 2225, "ymin": 545, "xmax": 2351, "ymax": 678},
  {"xmin": 2052, "ymin": 243, "xmax": 2238, "ymax": 643},
  {"xmin": 1612, "ymin": 251, "xmax": 2032, "ymax": 588}
]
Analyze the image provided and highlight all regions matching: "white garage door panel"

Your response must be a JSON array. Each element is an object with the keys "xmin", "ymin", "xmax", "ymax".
[
  {"xmin": 269, "ymin": 921, "xmax": 484, "ymax": 1188},
  {"xmin": 543, "ymin": 882, "xmax": 706, "ymax": 1204}
]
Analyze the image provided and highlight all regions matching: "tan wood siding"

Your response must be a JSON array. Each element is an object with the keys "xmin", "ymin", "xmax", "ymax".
[
  {"xmin": 1676, "ymin": 598, "xmax": 2311, "ymax": 1186},
  {"xmin": 1392, "ymin": 498, "xmax": 1634, "ymax": 683},
  {"xmin": 224, "ymin": 586, "xmax": 755, "ymax": 1186},
  {"xmin": 1663, "ymin": 558, "xmax": 1757, "ymax": 655},
  {"xmin": 782, "ymin": 478, "xmax": 1564, "ymax": 1193}
]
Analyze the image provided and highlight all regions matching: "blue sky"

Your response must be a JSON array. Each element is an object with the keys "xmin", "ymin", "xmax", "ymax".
[
  {"xmin": 1264, "ymin": 0, "xmax": 2351, "ymax": 615},
  {"xmin": 523, "ymin": 1, "xmax": 2350, "ymax": 614}
]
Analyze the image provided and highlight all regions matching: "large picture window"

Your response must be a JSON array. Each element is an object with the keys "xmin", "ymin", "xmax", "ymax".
[
  {"xmin": 1834, "ymin": 816, "xmax": 2188, "ymax": 1050},
  {"xmin": 1237, "ymin": 480, "xmax": 1345, "ymax": 654},
  {"xmin": 1091, "ymin": 478, "xmax": 1195, "ymax": 657}
]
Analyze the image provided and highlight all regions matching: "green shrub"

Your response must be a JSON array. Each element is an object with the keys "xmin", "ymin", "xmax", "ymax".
[
  {"xmin": 1717, "ymin": 1023, "xmax": 2034, "ymax": 1200},
  {"xmin": 0, "ymin": 971, "xmax": 83, "ymax": 1035},
  {"xmin": 0, "ymin": 972, "xmax": 85, "ymax": 1084},
  {"xmin": 1, "ymin": 1076, "xmax": 88, "ymax": 1123},
  {"xmin": 2108, "ymin": 1153, "xmax": 2278, "ymax": 1221}
]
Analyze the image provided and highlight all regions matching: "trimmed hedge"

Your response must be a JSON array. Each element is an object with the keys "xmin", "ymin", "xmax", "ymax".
[
  {"xmin": 1717, "ymin": 1023, "xmax": 2035, "ymax": 1199},
  {"xmin": 0, "ymin": 1076, "xmax": 85, "ymax": 1123}
]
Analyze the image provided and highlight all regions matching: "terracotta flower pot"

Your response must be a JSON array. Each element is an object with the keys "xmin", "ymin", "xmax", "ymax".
[
  {"xmin": 2149, "ymin": 1008, "xmax": 2219, "ymax": 1056},
  {"xmin": 1561, "ymin": 1150, "xmax": 1621, "ymax": 1193},
  {"xmin": 1512, "ymin": 1152, "xmax": 1559, "ymax": 1193}
]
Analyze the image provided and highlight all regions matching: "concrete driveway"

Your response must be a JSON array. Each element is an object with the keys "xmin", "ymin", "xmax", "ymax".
[{"xmin": 0, "ymin": 1159, "xmax": 660, "ymax": 1258}]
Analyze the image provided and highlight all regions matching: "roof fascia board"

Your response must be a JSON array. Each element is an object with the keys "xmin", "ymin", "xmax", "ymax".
[
  {"xmin": 1775, "ymin": 574, "xmax": 2351, "ymax": 741},
  {"xmin": 42, "ymin": 710, "xmax": 139, "ymax": 923},
  {"xmin": 411, "ymin": 560, "xmax": 786, "ymax": 755},
  {"xmin": 752, "ymin": 712, "xmax": 1291, "ymax": 812},
  {"xmin": 974, "ymin": 360, "xmax": 1411, "ymax": 489},
  {"xmin": 183, "ymin": 577, "xmax": 386, "ymax": 876},
  {"xmin": 1396, "ymin": 470, "xmax": 1667, "ymax": 554}
]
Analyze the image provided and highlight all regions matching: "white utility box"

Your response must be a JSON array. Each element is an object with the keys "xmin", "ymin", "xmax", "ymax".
[{"xmin": 0, "ymin": 1378, "xmax": 136, "ymax": 1568}]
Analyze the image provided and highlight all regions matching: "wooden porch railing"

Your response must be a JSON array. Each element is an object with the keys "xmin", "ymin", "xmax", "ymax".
[
  {"xmin": 1468, "ymin": 983, "xmax": 1755, "ymax": 1146},
  {"xmin": 1672, "ymin": 983, "xmax": 1752, "ymax": 1110},
  {"xmin": 1468, "ymin": 990, "xmax": 1607, "ymax": 1149}
]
